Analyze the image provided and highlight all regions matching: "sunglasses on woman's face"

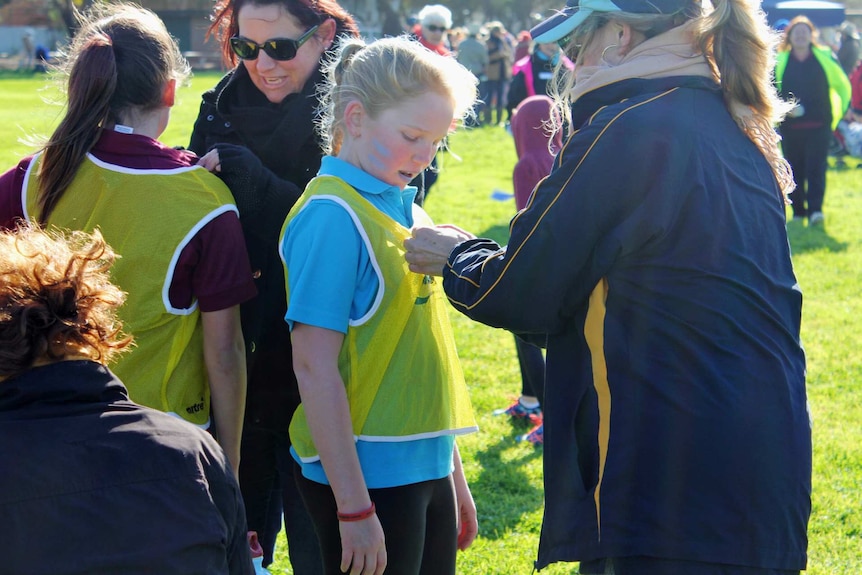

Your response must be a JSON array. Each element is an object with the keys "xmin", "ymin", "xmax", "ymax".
[
  {"xmin": 230, "ymin": 24, "xmax": 319, "ymax": 61},
  {"xmin": 425, "ymin": 24, "xmax": 448, "ymax": 33}
]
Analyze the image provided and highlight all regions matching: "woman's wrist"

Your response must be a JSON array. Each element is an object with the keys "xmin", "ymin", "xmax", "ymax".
[{"xmin": 337, "ymin": 501, "xmax": 376, "ymax": 522}]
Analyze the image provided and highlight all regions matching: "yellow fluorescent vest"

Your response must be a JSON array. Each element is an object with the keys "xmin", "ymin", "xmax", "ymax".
[
  {"xmin": 24, "ymin": 153, "xmax": 239, "ymax": 427},
  {"xmin": 282, "ymin": 177, "xmax": 477, "ymax": 461}
]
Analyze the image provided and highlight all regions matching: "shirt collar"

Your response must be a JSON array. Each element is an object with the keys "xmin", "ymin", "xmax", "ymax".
[
  {"xmin": 319, "ymin": 156, "xmax": 418, "ymax": 202},
  {"xmin": 93, "ymin": 130, "xmax": 196, "ymax": 168}
]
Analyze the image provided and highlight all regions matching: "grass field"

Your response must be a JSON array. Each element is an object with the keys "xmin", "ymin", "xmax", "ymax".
[{"xmin": 1, "ymin": 69, "xmax": 859, "ymax": 573}]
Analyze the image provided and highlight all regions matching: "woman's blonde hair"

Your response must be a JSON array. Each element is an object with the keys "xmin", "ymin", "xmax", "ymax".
[
  {"xmin": 552, "ymin": 0, "xmax": 794, "ymax": 198},
  {"xmin": 316, "ymin": 35, "xmax": 478, "ymax": 155},
  {"xmin": 0, "ymin": 225, "xmax": 132, "ymax": 378}
]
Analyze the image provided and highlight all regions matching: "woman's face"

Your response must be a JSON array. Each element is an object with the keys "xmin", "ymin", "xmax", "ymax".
[
  {"xmin": 343, "ymin": 92, "xmax": 454, "ymax": 190},
  {"xmin": 789, "ymin": 24, "xmax": 813, "ymax": 51},
  {"xmin": 421, "ymin": 20, "xmax": 448, "ymax": 47},
  {"xmin": 237, "ymin": 3, "xmax": 330, "ymax": 104}
]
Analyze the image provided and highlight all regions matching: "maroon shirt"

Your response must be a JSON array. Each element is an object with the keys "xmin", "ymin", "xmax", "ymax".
[{"xmin": 0, "ymin": 130, "xmax": 256, "ymax": 311}]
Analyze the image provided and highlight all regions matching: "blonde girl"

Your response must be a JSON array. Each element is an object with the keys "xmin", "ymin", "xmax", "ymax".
[{"xmin": 279, "ymin": 36, "xmax": 479, "ymax": 575}]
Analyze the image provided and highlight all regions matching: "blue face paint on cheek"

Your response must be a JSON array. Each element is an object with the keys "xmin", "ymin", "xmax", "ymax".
[{"xmin": 367, "ymin": 138, "xmax": 393, "ymax": 171}]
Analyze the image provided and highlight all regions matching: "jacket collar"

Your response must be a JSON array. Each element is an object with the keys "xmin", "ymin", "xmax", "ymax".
[
  {"xmin": 570, "ymin": 75, "xmax": 720, "ymax": 128},
  {"xmin": 0, "ymin": 360, "xmax": 129, "ymax": 419},
  {"xmin": 209, "ymin": 64, "xmax": 323, "ymax": 165}
]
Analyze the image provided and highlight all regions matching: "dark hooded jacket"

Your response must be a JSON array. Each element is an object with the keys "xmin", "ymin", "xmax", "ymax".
[
  {"xmin": 507, "ymin": 50, "xmax": 572, "ymax": 116},
  {"xmin": 511, "ymin": 94, "xmax": 561, "ymax": 210}
]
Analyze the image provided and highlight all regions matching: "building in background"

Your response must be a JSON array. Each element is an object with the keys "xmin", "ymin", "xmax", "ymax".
[{"xmin": 0, "ymin": 0, "xmax": 218, "ymax": 69}]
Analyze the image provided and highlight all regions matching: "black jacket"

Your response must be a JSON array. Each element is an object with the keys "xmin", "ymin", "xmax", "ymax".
[
  {"xmin": 189, "ymin": 65, "xmax": 326, "ymax": 430},
  {"xmin": 0, "ymin": 361, "xmax": 253, "ymax": 574},
  {"xmin": 507, "ymin": 52, "xmax": 555, "ymax": 115}
]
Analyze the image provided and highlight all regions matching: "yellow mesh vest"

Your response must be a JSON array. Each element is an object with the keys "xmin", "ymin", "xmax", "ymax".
[
  {"xmin": 24, "ymin": 153, "xmax": 239, "ymax": 427},
  {"xmin": 282, "ymin": 176, "xmax": 477, "ymax": 460}
]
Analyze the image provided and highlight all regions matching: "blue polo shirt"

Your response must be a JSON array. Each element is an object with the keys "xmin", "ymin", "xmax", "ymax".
[{"xmin": 281, "ymin": 156, "xmax": 454, "ymax": 488}]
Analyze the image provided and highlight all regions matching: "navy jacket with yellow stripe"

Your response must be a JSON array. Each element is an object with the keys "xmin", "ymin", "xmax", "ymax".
[{"xmin": 444, "ymin": 76, "xmax": 810, "ymax": 571}]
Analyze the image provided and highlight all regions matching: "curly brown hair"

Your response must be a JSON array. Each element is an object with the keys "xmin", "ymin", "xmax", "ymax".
[{"xmin": 0, "ymin": 225, "xmax": 132, "ymax": 378}]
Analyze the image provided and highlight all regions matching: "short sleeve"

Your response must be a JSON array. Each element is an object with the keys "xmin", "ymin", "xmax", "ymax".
[
  {"xmin": 281, "ymin": 200, "xmax": 372, "ymax": 334},
  {"xmin": 0, "ymin": 158, "xmax": 31, "ymax": 229},
  {"xmin": 169, "ymin": 211, "xmax": 257, "ymax": 312}
]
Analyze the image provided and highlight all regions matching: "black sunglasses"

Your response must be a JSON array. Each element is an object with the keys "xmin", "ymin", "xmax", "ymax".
[
  {"xmin": 425, "ymin": 24, "xmax": 448, "ymax": 33},
  {"xmin": 230, "ymin": 24, "xmax": 319, "ymax": 61}
]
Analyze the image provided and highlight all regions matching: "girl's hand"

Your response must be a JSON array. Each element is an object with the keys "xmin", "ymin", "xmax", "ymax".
[
  {"xmin": 339, "ymin": 514, "xmax": 387, "ymax": 575},
  {"xmin": 404, "ymin": 224, "xmax": 475, "ymax": 276},
  {"xmin": 452, "ymin": 443, "xmax": 478, "ymax": 550},
  {"xmin": 454, "ymin": 474, "xmax": 478, "ymax": 551},
  {"xmin": 197, "ymin": 148, "xmax": 221, "ymax": 172}
]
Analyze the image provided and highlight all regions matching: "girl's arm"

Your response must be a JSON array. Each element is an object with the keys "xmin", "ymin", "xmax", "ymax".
[
  {"xmin": 452, "ymin": 441, "xmax": 478, "ymax": 551},
  {"xmin": 291, "ymin": 322, "xmax": 387, "ymax": 575},
  {"xmin": 201, "ymin": 305, "xmax": 246, "ymax": 479}
]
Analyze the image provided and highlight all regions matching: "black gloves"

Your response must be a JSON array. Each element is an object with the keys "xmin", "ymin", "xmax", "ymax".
[{"xmin": 210, "ymin": 143, "xmax": 302, "ymax": 244}]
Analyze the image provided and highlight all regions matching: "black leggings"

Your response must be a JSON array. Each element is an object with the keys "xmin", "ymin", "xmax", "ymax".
[
  {"xmin": 514, "ymin": 336, "xmax": 545, "ymax": 403},
  {"xmin": 780, "ymin": 124, "xmax": 831, "ymax": 217},
  {"xmin": 294, "ymin": 463, "xmax": 457, "ymax": 575}
]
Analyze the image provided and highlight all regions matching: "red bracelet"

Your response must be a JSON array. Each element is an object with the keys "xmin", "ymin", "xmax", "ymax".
[{"xmin": 337, "ymin": 502, "xmax": 376, "ymax": 522}]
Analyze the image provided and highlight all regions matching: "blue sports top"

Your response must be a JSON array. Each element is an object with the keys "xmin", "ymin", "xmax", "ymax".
[{"xmin": 281, "ymin": 156, "xmax": 454, "ymax": 488}]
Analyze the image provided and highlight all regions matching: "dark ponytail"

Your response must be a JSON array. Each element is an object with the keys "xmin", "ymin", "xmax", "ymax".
[
  {"xmin": 38, "ymin": 35, "xmax": 116, "ymax": 223},
  {"xmin": 36, "ymin": 3, "xmax": 189, "ymax": 223}
]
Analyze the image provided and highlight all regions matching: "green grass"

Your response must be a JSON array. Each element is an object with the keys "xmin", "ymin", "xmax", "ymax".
[{"xmin": 2, "ymin": 73, "xmax": 860, "ymax": 574}]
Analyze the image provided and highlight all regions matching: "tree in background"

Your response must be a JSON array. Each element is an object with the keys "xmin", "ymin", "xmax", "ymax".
[
  {"xmin": 0, "ymin": 0, "xmax": 563, "ymax": 40},
  {"xmin": 0, "ymin": 0, "xmax": 95, "ymax": 35},
  {"xmin": 51, "ymin": 0, "xmax": 95, "ymax": 35}
]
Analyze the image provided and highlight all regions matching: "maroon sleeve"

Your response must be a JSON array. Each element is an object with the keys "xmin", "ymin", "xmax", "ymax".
[
  {"xmin": 0, "ymin": 158, "xmax": 31, "ymax": 230},
  {"xmin": 168, "ymin": 211, "xmax": 257, "ymax": 312}
]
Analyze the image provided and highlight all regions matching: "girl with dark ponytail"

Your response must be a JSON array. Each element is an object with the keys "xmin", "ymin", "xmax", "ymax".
[{"xmin": 0, "ymin": 3, "xmax": 257, "ymax": 479}]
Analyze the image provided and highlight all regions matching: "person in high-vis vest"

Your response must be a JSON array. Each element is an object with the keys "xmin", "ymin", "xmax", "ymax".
[
  {"xmin": 776, "ymin": 15, "xmax": 851, "ymax": 226},
  {"xmin": 0, "ymin": 4, "xmax": 256, "ymax": 478},
  {"xmin": 279, "ymin": 37, "xmax": 479, "ymax": 575}
]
